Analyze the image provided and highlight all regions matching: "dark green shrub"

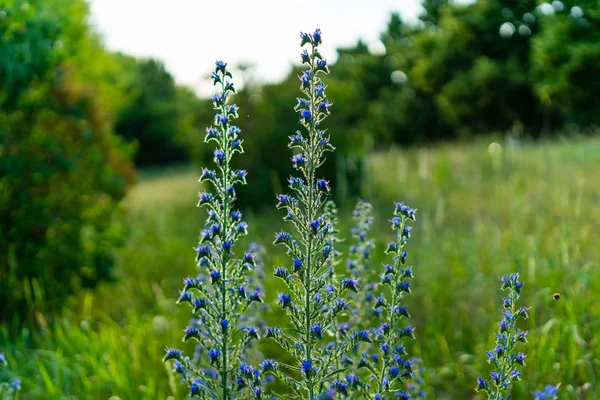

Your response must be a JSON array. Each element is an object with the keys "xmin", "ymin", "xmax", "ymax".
[
  {"xmin": 0, "ymin": 0, "xmax": 135, "ymax": 322},
  {"xmin": 114, "ymin": 56, "xmax": 196, "ymax": 166}
]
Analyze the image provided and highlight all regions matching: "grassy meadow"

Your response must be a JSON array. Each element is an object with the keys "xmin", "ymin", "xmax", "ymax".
[{"xmin": 2, "ymin": 137, "xmax": 600, "ymax": 399}]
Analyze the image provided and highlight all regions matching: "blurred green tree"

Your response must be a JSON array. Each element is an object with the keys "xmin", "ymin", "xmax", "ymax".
[
  {"xmin": 531, "ymin": 0, "xmax": 600, "ymax": 131},
  {"xmin": 114, "ymin": 56, "xmax": 199, "ymax": 165},
  {"xmin": 0, "ymin": 0, "xmax": 135, "ymax": 322}
]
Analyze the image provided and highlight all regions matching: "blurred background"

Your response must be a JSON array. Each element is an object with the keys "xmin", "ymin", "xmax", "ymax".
[{"xmin": 1, "ymin": 0, "xmax": 599, "ymax": 398}]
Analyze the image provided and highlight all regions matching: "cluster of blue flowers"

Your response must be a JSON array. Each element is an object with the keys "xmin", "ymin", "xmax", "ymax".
[
  {"xmin": 476, "ymin": 273, "xmax": 530, "ymax": 398},
  {"xmin": 476, "ymin": 273, "xmax": 559, "ymax": 399},
  {"xmin": 164, "ymin": 28, "xmax": 559, "ymax": 400},
  {"xmin": 164, "ymin": 61, "xmax": 266, "ymax": 399},
  {"xmin": 0, "ymin": 352, "xmax": 21, "ymax": 399},
  {"xmin": 269, "ymin": 29, "xmax": 371, "ymax": 399}
]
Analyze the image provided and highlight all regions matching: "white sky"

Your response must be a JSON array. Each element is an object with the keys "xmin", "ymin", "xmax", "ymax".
[{"xmin": 88, "ymin": 0, "xmax": 425, "ymax": 95}]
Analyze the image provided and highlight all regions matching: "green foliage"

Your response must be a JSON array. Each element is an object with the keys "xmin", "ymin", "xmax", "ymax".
[
  {"xmin": 0, "ymin": 0, "xmax": 135, "ymax": 322},
  {"xmin": 531, "ymin": 1, "xmax": 600, "ymax": 129},
  {"xmin": 2, "ymin": 137, "xmax": 599, "ymax": 398},
  {"xmin": 115, "ymin": 56, "xmax": 201, "ymax": 165},
  {"xmin": 328, "ymin": 1, "xmax": 599, "ymax": 146}
]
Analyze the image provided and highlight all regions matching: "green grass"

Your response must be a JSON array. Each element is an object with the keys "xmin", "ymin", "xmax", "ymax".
[{"xmin": 2, "ymin": 137, "xmax": 600, "ymax": 399}]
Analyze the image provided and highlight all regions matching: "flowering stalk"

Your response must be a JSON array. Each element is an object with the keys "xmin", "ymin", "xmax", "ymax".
[
  {"xmin": 324, "ymin": 200, "xmax": 343, "ymax": 377},
  {"xmin": 268, "ymin": 29, "xmax": 364, "ymax": 399},
  {"xmin": 346, "ymin": 200, "xmax": 376, "ymax": 332},
  {"xmin": 357, "ymin": 202, "xmax": 417, "ymax": 398},
  {"xmin": 164, "ymin": 61, "xmax": 263, "ymax": 399},
  {"xmin": 476, "ymin": 273, "xmax": 530, "ymax": 400}
]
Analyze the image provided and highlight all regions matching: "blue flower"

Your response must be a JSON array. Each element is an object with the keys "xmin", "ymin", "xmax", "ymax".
[
  {"xmin": 534, "ymin": 385, "xmax": 560, "ymax": 399},
  {"xmin": 301, "ymin": 360, "xmax": 313, "ymax": 377},
  {"xmin": 317, "ymin": 179, "xmax": 330, "ymax": 191},
  {"xmin": 398, "ymin": 281, "xmax": 411, "ymax": 293},
  {"xmin": 184, "ymin": 326, "xmax": 201, "ymax": 341},
  {"xmin": 332, "ymin": 379, "xmax": 348, "ymax": 395},
  {"xmin": 402, "ymin": 326, "xmax": 415, "ymax": 339},
  {"xmin": 490, "ymin": 371, "xmax": 502, "ymax": 383},
  {"xmin": 208, "ymin": 348, "xmax": 221, "ymax": 361},
  {"xmin": 163, "ymin": 347, "xmax": 184, "ymax": 362},
  {"xmin": 173, "ymin": 361, "xmax": 185, "ymax": 374},
  {"xmin": 260, "ymin": 359, "xmax": 278, "ymax": 372},
  {"xmin": 278, "ymin": 293, "xmax": 292, "ymax": 308},
  {"xmin": 386, "ymin": 241, "xmax": 399, "ymax": 253},
  {"xmin": 300, "ymin": 49, "xmax": 310, "ymax": 63},
  {"xmin": 190, "ymin": 382, "xmax": 201, "ymax": 395},
  {"xmin": 300, "ymin": 31, "xmax": 311, "ymax": 46},
  {"xmin": 214, "ymin": 149, "xmax": 226, "ymax": 161},
  {"xmin": 193, "ymin": 297, "xmax": 209, "ymax": 311},
  {"xmin": 292, "ymin": 153, "xmax": 305, "ymax": 167},
  {"xmin": 311, "ymin": 323, "xmax": 322, "ymax": 339},
  {"xmin": 293, "ymin": 257, "xmax": 303, "ymax": 271},
  {"xmin": 313, "ymin": 28, "xmax": 322, "ymax": 44},
  {"xmin": 315, "ymin": 84, "xmax": 325, "ymax": 97},
  {"xmin": 231, "ymin": 139, "xmax": 242, "ymax": 150},
  {"xmin": 266, "ymin": 327, "xmax": 282, "ymax": 338},
  {"xmin": 274, "ymin": 231, "xmax": 292, "ymax": 245},
  {"xmin": 274, "ymin": 267, "xmax": 290, "ymax": 279},
  {"xmin": 394, "ymin": 305, "xmax": 410, "ymax": 318},
  {"xmin": 177, "ymin": 291, "xmax": 193, "ymax": 304},
  {"xmin": 346, "ymin": 374, "xmax": 359, "ymax": 387},
  {"xmin": 215, "ymin": 60, "xmax": 227, "ymax": 70},
  {"xmin": 353, "ymin": 330, "xmax": 371, "ymax": 343},
  {"xmin": 209, "ymin": 270, "xmax": 221, "ymax": 283},
  {"xmin": 340, "ymin": 277, "xmax": 359, "ymax": 292},
  {"xmin": 245, "ymin": 326, "xmax": 259, "ymax": 340},
  {"xmin": 476, "ymin": 376, "xmax": 489, "ymax": 391},
  {"xmin": 300, "ymin": 109, "xmax": 313, "ymax": 122},
  {"xmin": 231, "ymin": 210, "xmax": 242, "ymax": 221}
]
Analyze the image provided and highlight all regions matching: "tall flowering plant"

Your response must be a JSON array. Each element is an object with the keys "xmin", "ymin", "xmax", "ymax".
[
  {"xmin": 475, "ymin": 273, "xmax": 558, "ymax": 400},
  {"xmin": 354, "ymin": 202, "xmax": 418, "ymax": 398},
  {"xmin": 163, "ymin": 61, "xmax": 263, "ymax": 399},
  {"xmin": 345, "ymin": 200, "xmax": 376, "ymax": 333},
  {"xmin": 158, "ymin": 28, "xmax": 561, "ymax": 400},
  {"xmin": 266, "ymin": 29, "xmax": 367, "ymax": 399}
]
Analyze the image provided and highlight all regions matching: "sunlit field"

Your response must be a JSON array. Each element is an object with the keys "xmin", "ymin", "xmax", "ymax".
[{"xmin": 2, "ymin": 137, "xmax": 599, "ymax": 399}]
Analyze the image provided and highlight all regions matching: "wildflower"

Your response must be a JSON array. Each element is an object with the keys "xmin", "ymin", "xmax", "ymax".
[
  {"xmin": 475, "ymin": 272, "xmax": 537, "ymax": 399},
  {"xmin": 301, "ymin": 360, "xmax": 313, "ymax": 377},
  {"xmin": 534, "ymin": 385, "xmax": 560, "ymax": 400},
  {"xmin": 208, "ymin": 348, "xmax": 221, "ymax": 362},
  {"xmin": 184, "ymin": 326, "xmax": 201, "ymax": 341},
  {"xmin": 340, "ymin": 277, "xmax": 359, "ymax": 292},
  {"xmin": 292, "ymin": 153, "xmax": 305, "ymax": 167},
  {"xmin": 278, "ymin": 293, "xmax": 292, "ymax": 309},
  {"xmin": 300, "ymin": 109, "xmax": 313, "ymax": 122},
  {"xmin": 311, "ymin": 324, "xmax": 323, "ymax": 339},
  {"xmin": 165, "ymin": 60, "xmax": 262, "ymax": 398},
  {"xmin": 245, "ymin": 326, "xmax": 259, "ymax": 340}
]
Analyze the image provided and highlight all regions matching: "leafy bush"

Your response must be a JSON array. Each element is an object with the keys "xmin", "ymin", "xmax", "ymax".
[
  {"xmin": 0, "ymin": 0, "xmax": 135, "ymax": 322},
  {"xmin": 114, "ymin": 56, "xmax": 202, "ymax": 166}
]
